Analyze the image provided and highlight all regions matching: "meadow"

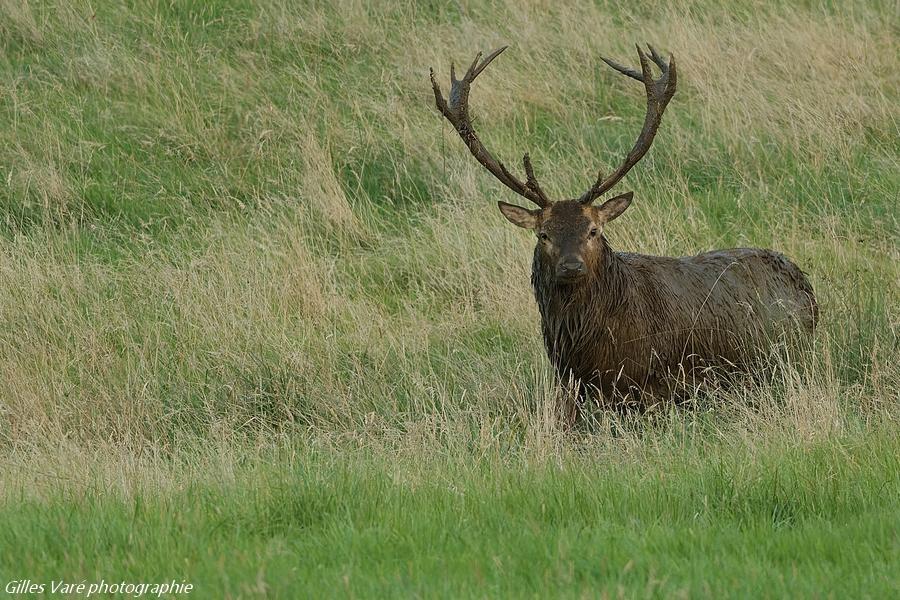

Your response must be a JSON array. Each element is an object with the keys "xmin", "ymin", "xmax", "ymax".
[{"xmin": 0, "ymin": 0, "xmax": 897, "ymax": 597}]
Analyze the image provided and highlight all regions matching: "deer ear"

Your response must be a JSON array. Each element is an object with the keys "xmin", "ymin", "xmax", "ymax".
[
  {"xmin": 594, "ymin": 192, "xmax": 633, "ymax": 223},
  {"xmin": 497, "ymin": 201, "xmax": 539, "ymax": 229}
]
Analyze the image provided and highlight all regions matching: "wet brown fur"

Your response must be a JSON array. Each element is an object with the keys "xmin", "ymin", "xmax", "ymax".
[{"xmin": 522, "ymin": 200, "xmax": 818, "ymax": 417}]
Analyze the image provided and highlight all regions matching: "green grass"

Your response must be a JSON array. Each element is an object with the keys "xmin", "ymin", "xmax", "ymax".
[
  {"xmin": 3, "ymin": 429, "xmax": 898, "ymax": 597},
  {"xmin": 0, "ymin": 0, "xmax": 898, "ymax": 597}
]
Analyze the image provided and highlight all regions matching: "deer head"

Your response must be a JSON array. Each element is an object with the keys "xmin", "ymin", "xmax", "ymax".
[{"xmin": 430, "ymin": 45, "xmax": 676, "ymax": 284}]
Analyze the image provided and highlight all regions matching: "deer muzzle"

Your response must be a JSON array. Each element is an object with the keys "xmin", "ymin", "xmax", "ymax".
[{"xmin": 556, "ymin": 257, "xmax": 586, "ymax": 282}]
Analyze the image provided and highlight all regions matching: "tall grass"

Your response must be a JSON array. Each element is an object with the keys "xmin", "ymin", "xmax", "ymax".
[{"xmin": 0, "ymin": 0, "xmax": 897, "ymax": 596}]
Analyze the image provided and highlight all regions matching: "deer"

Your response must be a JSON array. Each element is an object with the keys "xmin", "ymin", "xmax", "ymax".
[{"xmin": 430, "ymin": 45, "xmax": 818, "ymax": 422}]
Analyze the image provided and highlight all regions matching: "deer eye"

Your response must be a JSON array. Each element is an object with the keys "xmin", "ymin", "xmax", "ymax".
[
  {"xmin": 589, "ymin": 228, "xmax": 598, "ymax": 237},
  {"xmin": 539, "ymin": 232, "xmax": 549, "ymax": 241}
]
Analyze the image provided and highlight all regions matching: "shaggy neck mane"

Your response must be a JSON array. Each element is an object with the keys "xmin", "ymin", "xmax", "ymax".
[{"xmin": 532, "ymin": 236, "xmax": 631, "ymax": 378}]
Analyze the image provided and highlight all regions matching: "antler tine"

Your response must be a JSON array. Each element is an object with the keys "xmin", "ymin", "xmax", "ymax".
[
  {"xmin": 636, "ymin": 45, "xmax": 654, "ymax": 83},
  {"xmin": 579, "ymin": 44, "xmax": 677, "ymax": 204},
  {"xmin": 647, "ymin": 44, "xmax": 668, "ymax": 71},
  {"xmin": 523, "ymin": 153, "xmax": 550, "ymax": 206},
  {"xmin": 471, "ymin": 46, "xmax": 506, "ymax": 79},
  {"xmin": 599, "ymin": 56, "xmax": 643, "ymax": 82},
  {"xmin": 430, "ymin": 47, "xmax": 550, "ymax": 208}
]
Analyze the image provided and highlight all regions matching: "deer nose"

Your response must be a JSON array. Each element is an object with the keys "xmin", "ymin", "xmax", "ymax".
[{"xmin": 556, "ymin": 258, "xmax": 586, "ymax": 278}]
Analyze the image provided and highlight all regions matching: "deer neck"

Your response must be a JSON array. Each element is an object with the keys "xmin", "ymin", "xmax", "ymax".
[{"xmin": 531, "ymin": 237, "xmax": 630, "ymax": 376}]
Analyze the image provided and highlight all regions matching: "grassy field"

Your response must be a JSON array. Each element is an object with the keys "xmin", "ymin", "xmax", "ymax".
[{"xmin": 0, "ymin": 0, "xmax": 898, "ymax": 597}]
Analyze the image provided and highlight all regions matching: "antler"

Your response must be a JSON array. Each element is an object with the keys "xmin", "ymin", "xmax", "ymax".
[
  {"xmin": 578, "ymin": 44, "xmax": 676, "ymax": 204},
  {"xmin": 430, "ymin": 47, "xmax": 550, "ymax": 208}
]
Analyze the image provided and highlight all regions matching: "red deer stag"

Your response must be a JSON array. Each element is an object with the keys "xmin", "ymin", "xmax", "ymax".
[{"xmin": 430, "ymin": 45, "xmax": 818, "ymax": 420}]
